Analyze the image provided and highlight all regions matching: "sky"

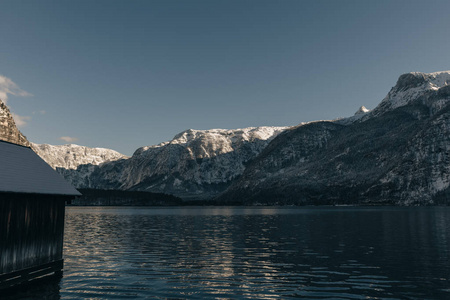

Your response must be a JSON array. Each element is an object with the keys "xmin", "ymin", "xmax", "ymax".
[{"xmin": 1, "ymin": 0, "xmax": 450, "ymax": 156}]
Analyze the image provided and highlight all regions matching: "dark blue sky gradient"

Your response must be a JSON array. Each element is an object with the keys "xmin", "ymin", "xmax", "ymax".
[{"xmin": 1, "ymin": 0, "xmax": 450, "ymax": 155}]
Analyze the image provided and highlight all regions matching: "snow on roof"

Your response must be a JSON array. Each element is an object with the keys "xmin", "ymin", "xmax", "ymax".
[{"xmin": 0, "ymin": 141, "xmax": 81, "ymax": 196}]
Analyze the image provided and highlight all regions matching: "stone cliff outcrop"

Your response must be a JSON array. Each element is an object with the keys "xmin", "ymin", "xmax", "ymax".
[{"xmin": 0, "ymin": 99, "xmax": 30, "ymax": 147}]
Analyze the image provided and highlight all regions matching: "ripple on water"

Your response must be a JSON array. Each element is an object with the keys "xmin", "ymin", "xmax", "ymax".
[{"xmin": 8, "ymin": 206, "xmax": 450, "ymax": 299}]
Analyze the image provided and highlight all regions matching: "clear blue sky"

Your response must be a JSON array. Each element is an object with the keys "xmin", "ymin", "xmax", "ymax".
[{"xmin": 1, "ymin": 0, "xmax": 450, "ymax": 155}]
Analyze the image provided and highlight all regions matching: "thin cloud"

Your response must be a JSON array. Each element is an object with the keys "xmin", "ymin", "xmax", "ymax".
[
  {"xmin": 11, "ymin": 113, "xmax": 31, "ymax": 127},
  {"xmin": 33, "ymin": 110, "xmax": 46, "ymax": 115},
  {"xmin": 0, "ymin": 74, "xmax": 32, "ymax": 103},
  {"xmin": 60, "ymin": 136, "xmax": 79, "ymax": 143}
]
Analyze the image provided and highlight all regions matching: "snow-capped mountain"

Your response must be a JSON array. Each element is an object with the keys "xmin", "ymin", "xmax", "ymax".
[
  {"xmin": 0, "ymin": 98, "xmax": 128, "ymax": 189},
  {"xmin": 31, "ymin": 143, "xmax": 128, "ymax": 170},
  {"xmin": 82, "ymin": 126, "xmax": 288, "ymax": 199},
  {"xmin": 218, "ymin": 71, "xmax": 450, "ymax": 205},
  {"xmin": 7, "ymin": 71, "xmax": 450, "ymax": 205},
  {"xmin": 0, "ymin": 99, "xmax": 30, "ymax": 147},
  {"xmin": 31, "ymin": 143, "xmax": 128, "ymax": 188},
  {"xmin": 373, "ymin": 71, "xmax": 450, "ymax": 114},
  {"xmin": 32, "ymin": 126, "xmax": 287, "ymax": 199},
  {"xmin": 354, "ymin": 106, "xmax": 370, "ymax": 115}
]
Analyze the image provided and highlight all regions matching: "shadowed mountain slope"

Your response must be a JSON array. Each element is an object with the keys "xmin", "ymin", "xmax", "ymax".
[{"xmin": 217, "ymin": 71, "xmax": 450, "ymax": 205}]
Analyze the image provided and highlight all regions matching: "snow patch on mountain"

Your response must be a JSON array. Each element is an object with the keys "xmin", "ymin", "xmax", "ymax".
[
  {"xmin": 354, "ymin": 106, "xmax": 370, "ymax": 115},
  {"xmin": 338, "ymin": 71, "xmax": 450, "ymax": 126},
  {"xmin": 218, "ymin": 71, "xmax": 450, "ymax": 205},
  {"xmin": 334, "ymin": 106, "xmax": 371, "ymax": 125},
  {"xmin": 117, "ymin": 126, "xmax": 289, "ymax": 195},
  {"xmin": 373, "ymin": 71, "xmax": 450, "ymax": 114},
  {"xmin": 31, "ymin": 126, "xmax": 288, "ymax": 200},
  {"xmin": 31, "ymin": 143, "xmax": 128, "ymax": 170}
]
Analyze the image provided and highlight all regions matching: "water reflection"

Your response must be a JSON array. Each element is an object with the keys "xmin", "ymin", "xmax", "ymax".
[{"xmin": 5, "ymin": 207, "xmax": 450, "ymax": 299}]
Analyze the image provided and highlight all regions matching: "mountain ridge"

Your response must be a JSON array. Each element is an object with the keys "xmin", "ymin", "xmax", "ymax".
[
  {"xmin": 33, "ymin": 126, "xmax": 288, "ymax": 200},
  {"xmin": 0, "ymin": 99, "xmax": 30, "ymax": 147},
  {"xmin": 217, "ymin": 71, "xmax": 450, "ymax": 205},
  {"xmin": 31, "ymin": 143, "xmax": 128, "ymax": 170},
  {"xmin": 83, "ymin": 126, "xmax": 288, "ymax": 199},
  {"xmin": 4, "ymin": 71, "xmax": 450, "ymax": 205}
]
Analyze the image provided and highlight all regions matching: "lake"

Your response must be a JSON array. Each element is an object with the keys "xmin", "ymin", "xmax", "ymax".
[{"xmin": 5, "ymin": 206, "xmax": 450, "ymax": 299}]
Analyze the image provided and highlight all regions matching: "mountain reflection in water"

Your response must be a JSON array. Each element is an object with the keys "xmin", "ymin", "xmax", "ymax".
[{"xmin": 5, "ymin": 206, "xmax": 450, "ymax": 299}]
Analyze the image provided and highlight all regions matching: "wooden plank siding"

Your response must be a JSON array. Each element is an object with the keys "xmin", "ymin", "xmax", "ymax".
[
  {"xmin": 0, "ymin": 260, "xmax": 63, "ymax": 290},
  {"xmin": 0, "ymin": 193, "xmax": 68, "ymax": 289}
]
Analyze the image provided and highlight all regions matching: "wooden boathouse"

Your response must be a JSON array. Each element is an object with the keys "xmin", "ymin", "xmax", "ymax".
[{"xmin": 0, "ymin": 140, "xmax": 80, "ymax": 290}]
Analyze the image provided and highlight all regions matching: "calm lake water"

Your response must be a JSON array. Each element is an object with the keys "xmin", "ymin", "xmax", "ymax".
[{"xmin": 5, "ymin": 206, "xmax": 450, "ymax": 299}]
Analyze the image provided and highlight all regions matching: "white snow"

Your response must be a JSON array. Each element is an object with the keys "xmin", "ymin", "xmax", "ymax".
[
  {"xmin": 32, "ymin": 143, "xmax": 128, "ymax": 170},
  {"xmin": 421, "ymin": 71, "xmax": 450, "ymax": 87},
  {"xmin": 114, "ymin": 126, "xmax": 289, "ymax": 191},
  {"xmin": 381, "ymin": 71, "xmax": 450, "ymax": 110},
  {"xmin": 335, "ymin": 106, "xmax": 371, "ymax": 125},
  {"xmin": 354, "ymin": 106, "xmax": 370, "ymax": 115},
  {"xmin": 338, "ymin": 71, "xmax": 450, "ymax": 125},
  {"xmin": 146, "ymin": 126, "xmax": 289, "ymax": 157}
]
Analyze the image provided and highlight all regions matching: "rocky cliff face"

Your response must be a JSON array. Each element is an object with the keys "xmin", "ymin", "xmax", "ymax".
[
  {"xmin": 34, "ymin": 127, "xmax": 287, "ymax": 199},
  {"xmin": 32, "ymin": 143, "xmax": 128, "ymax": 170},
  {"xmin": 0, "ymin": 99, "xmax": 30, "ymax": 147},
  {"xmin": 31, "ymin": 143, "xmax": 128, "ymax": 188},
  {"xmin": 218, "ymin": 71, "xmax": 450, "ymax": 205},
  {"xmin": 17, "ymin": 71, "xmax": 450, "ymax": 205},
  {"xmin": 0, "ymin": 99, "xmax": 127, "ymax": 188},
  {"xmin": 78, "ymin": 126, "xmax": 288, "ymax": 199}
]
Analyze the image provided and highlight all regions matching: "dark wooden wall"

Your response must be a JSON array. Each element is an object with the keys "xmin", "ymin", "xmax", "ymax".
[{"xmin": 0, "ymin": 194, "xmax": 66, "ymax": 275}]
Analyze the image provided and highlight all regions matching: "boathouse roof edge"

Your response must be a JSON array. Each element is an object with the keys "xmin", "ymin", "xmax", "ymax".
[{"xmin": 0, "ymin": 140, "xmax": 81, "ymax": 196}]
